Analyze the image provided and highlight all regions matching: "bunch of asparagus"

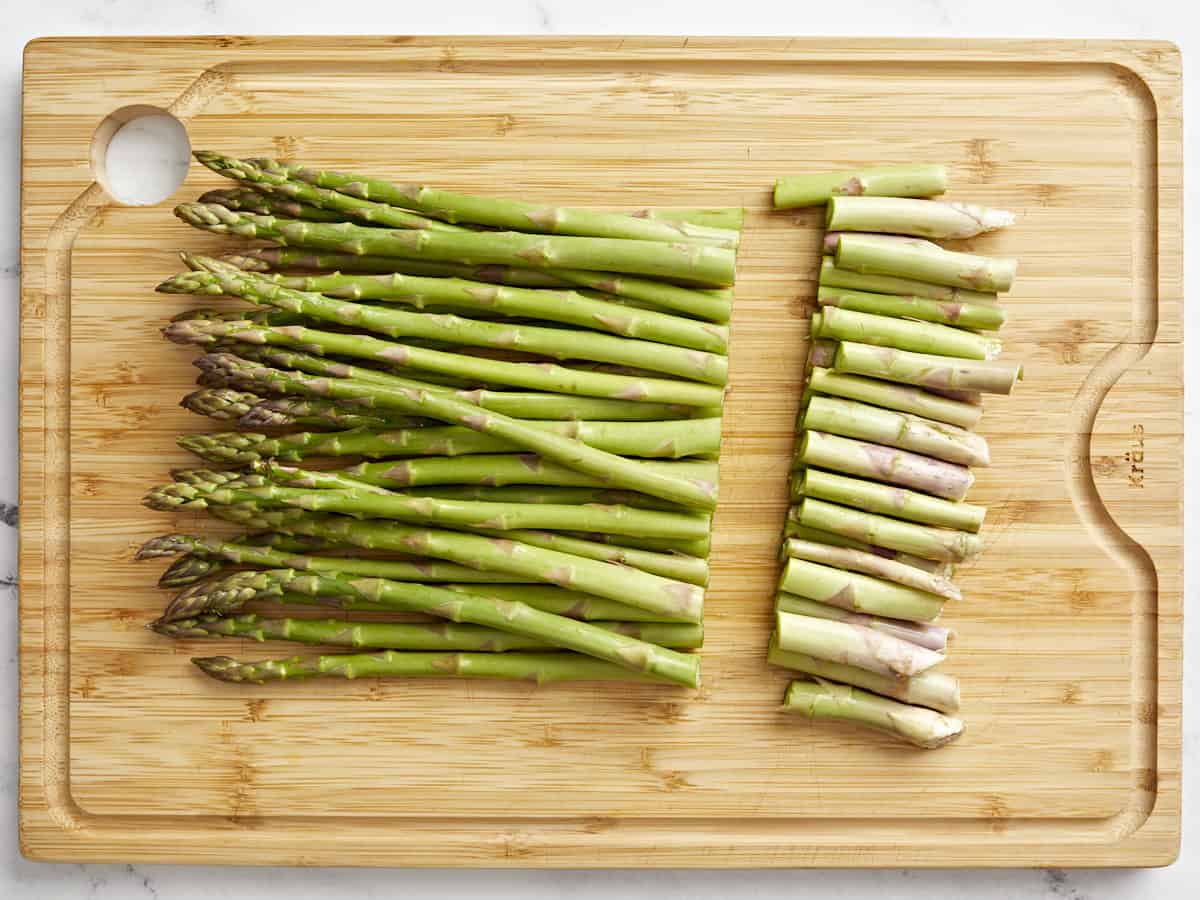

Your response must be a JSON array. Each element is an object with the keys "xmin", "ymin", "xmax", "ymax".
[
  {"xmin": 769, "ymin": 165, "xmax": 1022, "ymax": 747},
  {"xmin": 139, "ymin": 150, "xmax": 744, "ymax": 688}
]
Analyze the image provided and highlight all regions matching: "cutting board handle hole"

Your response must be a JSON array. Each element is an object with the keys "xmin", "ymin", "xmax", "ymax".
[{"xmin": 90, "ymin": 105, "xmax": 191, "ymax": 206}]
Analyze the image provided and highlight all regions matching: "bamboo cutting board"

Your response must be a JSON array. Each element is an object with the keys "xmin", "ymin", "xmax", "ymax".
[{"xmin": 19, "ymin": 37, "xmax": 1182, "ymax": 867}]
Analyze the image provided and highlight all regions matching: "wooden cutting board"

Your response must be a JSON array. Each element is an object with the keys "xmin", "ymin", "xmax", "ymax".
[{"xmin": 19, "ymin": 36, "xmax": 1182, "ymax": 867}]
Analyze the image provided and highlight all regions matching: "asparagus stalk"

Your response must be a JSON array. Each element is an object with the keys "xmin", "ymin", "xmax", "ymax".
[
  {"xmin": 835, "ymin": 233, "xmax": 1017, "ymax": 292},
  {"xmin": 370, "ymin": 484, "xmax": 685, "ymax": 513},
  {"xmin": 782, "ymin": 521, "xmax": 952, "ymax": 576},
  {"xmin": 817, "ymin": 285, "xmax": 1005, "ymax": 332},
  {"xmin": 795, "ymin": 497, "xmax": 982, "ymax": 563},
  {"xmin": 241, "ymin": 397, "xmax": 401, "ymax": 430},
  {"xmin": 782, "ymin": 679, "xmax": 964, "ymax": 749},
  {"xmin": 179, "ymin": 387, "xmax": 262, "ymax": 422},
  {"xmin": 174, "ymin": 202, "xmax": 737, "ymax": 286},
  {"xmin": 147, "ymin": 477, "xmax": 711, "ymax": 541},
  {"xmin": 806, "ymin": 366, "xmax": 983, "ymax": 430},
  {"xmin": 826, "ymin": 196, "xmax": 1015, "ymax": 239},
  {"xmin": 835, "ymin": 341, "xmax": 1023, "ymax": 396},
  {"xmin": 768, "ymin": 636, "xmax": 959, "ymax": 714},
  {"xmin": 193, "ymin": 651, "xmax": 673, "ymax": 685},
  {"xmin": 796, "ymin": 469, "xmax": 984, "ymax": 534},
  {"xmin": 172, "ymin": 305, "xmax": 303, "ymax": 326},
  {"xmin": 797, "ymin": 431, "xmax": 973, "ymax": 502},
  {"xmin": 775, "ymin": 611, "xmax": 944, "ymax": 678},
  {"xmin": 154, "ymin": 613, "xmax": 703, "ymax": 651},
  {"xmin": 778, "ymin": 555, "xmax": 944, "ymax": 623},
  {"xmin": 821, "ymin": 232, "xmax": 940, "ymax": 255},
  {"xmin": 199, "ymin": 187, "xmax": 352, "ymax": 224},
  {"xmin": 560, "ymin": 530, "xmax": 709, "ymax": 558},
  {"xmin": 814, "ymin": 305, "xmax": 1002, "ymax": 361},
  {"xmin": 818, "ymin": 257, "xmax": 998, "ymax": 304},
  {"xmin": 223, "ymin": 248, "xmax": 734, "ymax": 324},
  {"xmin": 200, "ymin": 508, "xmax": 705, "ymax": 619},
  {"xmin": 177, "ymin": 418, "xmax": 721, "ymax": 464},
  {"xmin": 781, "ymin": 536, "xmax": 961, "ymax": 601},
  {"xmin": 635, "ymin": 207, "xmax": 745, "ymax": 231},
  {"xmin": 195, "ymin": 354, "xmax": 719, "ymax": 510},
  {"xmin": 802, "ymin": 395, "xmax": 990, "ymax": 467},
  {"xmin": 774, "ymin": 592, "xmax": 952, "ymax": 651},
  {"xmin": 161, "ymin": 569, "xmax": 701, "ymax": 686},
  {"xmin": 773, "ymin": 165, "xmax": 947, "ymax": 209},
  {"xmin": 234, "ymin": 270, "xmax": 729, "ymax": 353},
  {"xmin": 163, "ymin": 264, "xmax": 729, "ymax": 385},
  {"xmin": 212, "ymin": 152, "xmax": 740, "ymax": 247}
]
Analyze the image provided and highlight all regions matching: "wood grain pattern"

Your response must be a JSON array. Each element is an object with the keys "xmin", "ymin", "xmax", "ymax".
[{"xmin": 19, "ymin": 36, "xmax": 1181, "ymax": 867}]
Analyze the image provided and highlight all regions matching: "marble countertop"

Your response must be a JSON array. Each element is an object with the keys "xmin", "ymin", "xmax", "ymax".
[{"xmin": 2, "ymin": 1, "xmax": 1195, "ymax": 896}]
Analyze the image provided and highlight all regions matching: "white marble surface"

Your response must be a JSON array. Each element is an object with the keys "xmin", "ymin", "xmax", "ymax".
[{"xmin": 2, "ymin": 1, "xmax": 1195, "ymax": 895}]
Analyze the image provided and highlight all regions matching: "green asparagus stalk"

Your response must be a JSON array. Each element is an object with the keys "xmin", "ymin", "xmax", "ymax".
[
  {"xmin": 174, "ymin": 202, "xmax": 737, "ymax": 286},
  {"xmin": 199, "ymin": 509, "xmax": 705, "ymax": 620},
  {"xmin": 782, "ymin": 679, "xmax": 964, "ymax": 749},
  {"xmin": 171, "ymin": 305, "xmax": 304, "ymax": 326},
  {"xmin": 195, "ymin": 354, "xmax": 719, "ymax": 510},
  {"xmin": 826, "ymin": 196, "xmax": 1015, "ymax": 239},
  {"xmin": 818, "ymin": 257, "xmax": 998, "ymax": 304},
  {"xmin": 802, "ymin": 395, "xmax": 990, "ymax": 467},
  {"xmin": 778, "ymin": 554, "xmax": 944, "ymax": 623},
  {"xmin": 822, "ymin": 232, "xmax": 940, "ymax": 255},
  {"xmin": 773, "ymin": 165, "xmax": 947, "ymax": 209},
  {"xmin": 805, "ymin": 367, "xmax": 983, "ymax": 430},
  {"xmin": 234, "ymin": 270, "xmax": 729, "ymax": 353},
  {"xmin": 179, "ymin": 387, "xmax": 262, "ymax": 422},
  {"xmin": 782, "ymin": 521, "xmax": 952, "ymax": 577},
  {"xmin": 795, "ymin": 497, "xmax": 981, "ymax": 563},
  {"xmin": 369, "ymin": 484, "xmax": 685, "ymax": 513},
  {"xmin": 834, "ymin": 341, "xmax": 1023, "ymax": 396},
  {"xmin": 795, "ymin": 469, "xmax": 985, "ymax": 533},
  {"xmin": 163, "ymin": 263, "xmax": 728, "ymax": 384},
  {"xmin": 153, "ymin": 613, "xmax": 703, "ymax": 651},
  {"xmin": 769, "ymin": 636, "xmax": 960, "ymax": 714},
  {"xmin": 817, "ymin": 285, "xmax": 1005, "ymax": 332},
  {"xmin": 635, "ymin": 207, "xmax": 745, "ymax": 231},
  {"xmin": 199, "ymin": 186, "xmax": 351, "ymax": 223},
  {"xmin": 775, "ymin": 611, "xmax": 944, "ymax": 678},
  {"xmin": 162, "ymin": 569, "xmax": 701, "ymax": 686},
  {"xmin": 222, "ymin": 247, "xmax": 734, "ymax": 324},
  {"xmin": 208, "ymin": 152, "xmax": 740, "ymax": 247},
  {"xmin": 175, "ymin": 318, "xmax": 725, "ymax": 408},
  {"xmin": 240, "ymin": 397, "xmax": 404, "ymax": 430},
  {"xmin": 814, "ymin": 305, "xmax": 1001, "ymax": 361},
  {"xmin": 797, "ymin": 431, "xmax": 973, "ymax": 502},
  {"xmin": 774, "ymin": 593, "xmax": 952, "ymax": 651},
  {"xmin": 146, "ymin": 477, "xmax": 711, "ymax": 541},
  {"xmin": 835, "ymin": 233, "xmax": 1017, "ymax": 292},
  {"xmin": 178, "ymin": 418, "xmax": 721, "ymax": 464},
  {"xmin": 193, "ymin": 650, "xmax": 675, "ymax": 685},
  {"xmin": 781, "ymin": 534, "xmax": 961, "ymax": 602},
  {"xmin": 441, "ymin": 584, "xmax": 692, "ymax": 622},
  {"xmin": 559, "ymin": 530, "xmax": 709, "ymax": 558}
]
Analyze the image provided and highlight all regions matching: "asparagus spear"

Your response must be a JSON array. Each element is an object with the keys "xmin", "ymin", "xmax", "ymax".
[
  {"xmin": 774, "ymin": 592, "xmax": 952, "ymax": 651},
  {"xmin": 781, "ymin": 536, "xmax": 961, "ymax": 601},
  {"xmin": 782, "ymin": 679, "xmax": 964, "ymax": 749},
  {"xmin": 773, "ymin": 165, "xmax": 947, "ymax": 209},
  {"xmin": 179, "ymin": 387, "xmax": 262, "ymax": 422},
  {"xmin": 154, "ymin": 613, "xmax": 703, "ymax": 651},
  {"xmin": 163, "ymin": 264, "xmax": 729, "ymax": 385},
  {"xmin": 241, "ymin": 397, "xmax": 400, "ymax": 430},
  {"xmin": 199, "ymin": 186, "xmax": 351, "ymax": 224},
  {"xmin": 147, "ymin": 476, "xmax": 711, "ymax": 541},
  {"xmin": 195, "ymin": 354, "xmax": 719, "ymax": 510},
  {"xmin": 835, "ymin": 233, "xmax": 1017, "ymax": 292},
  {"xmin": 778, "ymin": 555, "xmax": 944, "ymax": 623},
  {"xmin": 178, "ymin": 418, "xmax": 721, "ymax": 464},
  {"xmin": 775, "ymin": 611, "xmax": 944, "ymax": 678},
  {"xmin": 161, "ymin": 569, "xmax": 701, "ymax": 686},
  {"xmin": 818, "ymin": 257, "xmax": 998, "ymax": 304},
  {"xmin": 796, "ymin": 431, "xmax": 973, "ymax": 502},
  {"xmin": 223, "ymin": 248, "xmax": 734, "ymax": 324},
  {"xmin": 782, "ymin": 521, "xmax": 952, "ymax": 577},
  {"xmin": 835, "ymin": 341, "xmax": 1023, "ymax": 396},
  {"xmin": 796, "ymin": 469, "xmax": 985, "ymax": 533},
  {"xmin": 769, "ymin": 636, "xmax": 960, "ymax": 714},
  {"xmin": 229, "ymin": 270, "xmax": 729, "ymax": 353},
  {"xmin": 806, "ymin": 366, "xmax": 983, "ymax": 430},
  {"xmin": 795, "ymin": 498, "xmax": 982, "ymax": 563},
  {"xmin": 826, "ymin": 196, "xmax": 1015, "ymax": 239},
  {"xmin": 199, "ymin": 508, "xmax": 705, "ymax": 619},
  {"xmin": 205, "ymin": 152, "xmax": 740, "ymax": 247},
  {"xmin": 802, "ymin": 396, "xmax": 990, "ymax": 467},
  {"xmin": 817, "ymin": 285, "xmax": 1005, "ymax": 332},
  {"xmin": 193, "ymin": 651, "xmax": 673, "ymax": 685},
  {"xmin": 635, "ymin": 207, "xmax": 745, "ymax": 231},
  {"xmin": 814, "ymin": 305, "xmax": 1002, "ymax": 361},
  {"xmin": 821, "ymin": 232, "xmax": 940, "ymax": 255},
  {"xmin": 174, "ymin": 202, "xmax": 737, "ymax": 286},
  {"xmin": 171, "ymin": 305, "xmax": 303, "ymax": 326},
  {"xmin": 360, "ymin": 484, "xmax": 685, "ymax": 513}
]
